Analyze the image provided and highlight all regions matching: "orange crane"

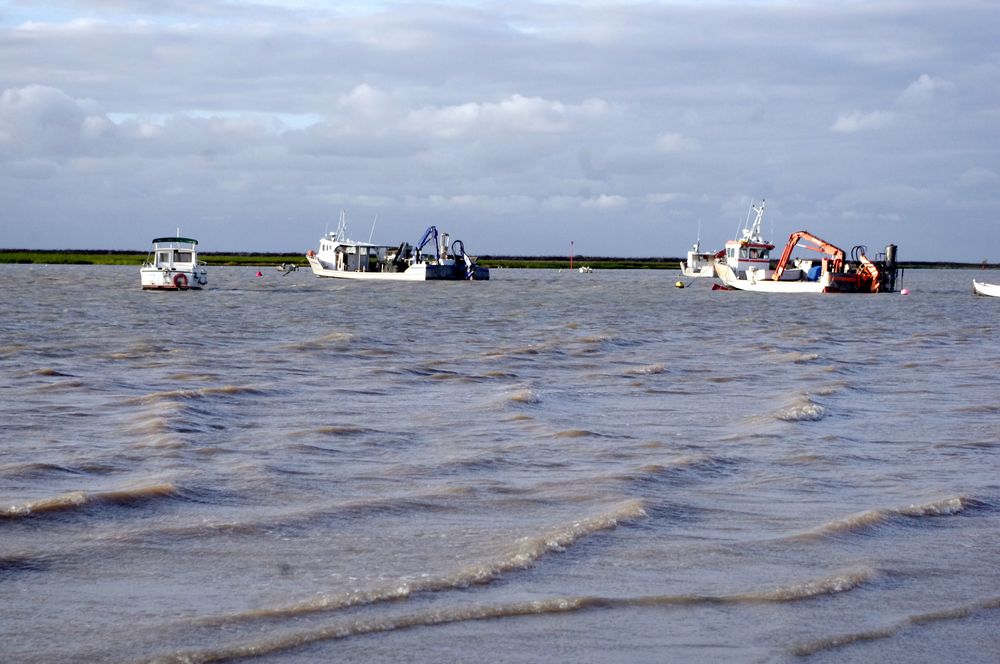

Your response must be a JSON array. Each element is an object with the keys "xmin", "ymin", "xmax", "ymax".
[
  {"xmin": 854, "ymin": 250, "xmax": 883, "ymax": 292},
  {"xmin": 771, "ymin": 231, "xmax": 845, "ymax": 281}
]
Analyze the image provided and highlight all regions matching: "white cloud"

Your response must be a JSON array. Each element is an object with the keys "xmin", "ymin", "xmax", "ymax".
[
  {"xmin": 646, "ymin": 193, "xmax": 682, "ymax": 204},
  {"xmin": 956, "ymin": 166, "xmax": 1000, "ymax": 188},
  {"xmin": 899, "ymin": 74, "xmax": 955, "ymax": 104},
  {"xmin": 830, "ymin": 110, "xmax": 895, "ymax": 133},
  {"xmin": 583, "ymin": 194, "xmax": 628, "ymax": 209},
  {"xmin": 0, "ymin": 84, "xmax": 106, "ymax": 157},
  {"xmin": 403, "ymin": 94, "xmax": 612, "ymax": 138},
  {"xmin": 655, "ymin": 132, "xmax": 698, "ymax": 152}
]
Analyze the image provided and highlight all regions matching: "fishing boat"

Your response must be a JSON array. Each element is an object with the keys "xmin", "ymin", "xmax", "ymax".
[
  {"xmin": 973, "ymin": 280, "xmax": 1000, "ymax": 297},
  {"xmin": 140, "ymin": 236, "xmax": 208, "ymax": 290},
  {"xmin": 306, "ymin": 213, "xmax": 489, "ymax": 281},
  {"xmin": 714, "ymin": 228, "xmax": 900, "ymax": 294},
  {"xmin": 679, "ymin": 240, "xmax": 718, "ymax": 278},
  {"xmin": 712, "ymin": 200, "xmax": 899, "ymax": 293},
  {"xmin": 578, "ymin": 266, "xmax": 594, "ymax": 273}
]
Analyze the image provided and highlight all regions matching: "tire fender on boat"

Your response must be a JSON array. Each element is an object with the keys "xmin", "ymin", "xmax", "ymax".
[{"xmin": 173, "ymin": 273, "xmax": 188, "ymax": 289}]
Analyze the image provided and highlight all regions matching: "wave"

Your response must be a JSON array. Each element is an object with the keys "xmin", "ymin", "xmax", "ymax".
[
  {"xmin": 791, "ymin": 595, "xmax": 1000, "ymax": 657},
  {"xmin": 626, "ymin": 454, "xmax": 733, "ymax": 480},
  {"xmin": 553, "ymin": 429, "xmax": 604, "ymax": 439},
  {"xmin": 1, "ymin": 481, "xmax": 181, "ymax": 520},
  {"xmin": 0, "ymin": 554, "xmax": 50, "ymax": 578},
  {"xmin": 625, "ymin": 363, "xmax": 666, "ymax": 376},
  {"xmin": 201, "ymin": 500, "xmax": 646, "ymax": 625},
  {"xmin": 776, "ymin": 351, "xmax": 820, "ymax": 364},
  {"xmin": 481, "ymin": 370, "xmax": 518, "ymax": 378},
  {"xmin": 0, "ymin": 462, "xmax": 85, "ymax": 479},
  {"xmin": 791, "ymin": 495, "xmax": 980, "ymax": 541},
  {"xmin": 507, "ymin": 389, "xmax": 540, "ymax": 405},
  {"xmin": 775, "ymin": 396, "xmax": 827, "ymax": 422},
  {"xmin": 483, "ymin": 344, "xmax": 542, "ymax": 359},
  {"xmin": 313, "ymin": 425, "xmax": 373, "ymax": 436},
  {"xmin": 130, "ymin": 385, "xmax": 265, "ymax": 404},
  {"xmin": 810, "ymin": 380, "xmax": 850, "ymax": 397},
  {"xmin": 35, "ymin": 379, "xmax": 86, "ymax": 392},
  {"xmin": 22, "ymin": 367, "xmax": 74, "ymax": 377},
  {"xmin": 152, "ymin": 568, "xmax": 871, "ymax": 663},
  {"xmin": 956, "ymin": 403, "xmax": 1000, "ymax": 414},
  {"xmin": 282, "ymin": 332, "xmax": 355, "ymax": 351}
]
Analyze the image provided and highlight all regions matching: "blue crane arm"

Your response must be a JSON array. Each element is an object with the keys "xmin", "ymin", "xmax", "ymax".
[{"xmin": 415, "ymin": 226, "xmax": 439, "ymax": 260}]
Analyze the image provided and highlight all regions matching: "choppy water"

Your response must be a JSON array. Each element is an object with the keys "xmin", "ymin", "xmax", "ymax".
[{"xmin": 1, "ymin": 264, "xmax": 998, "ymax": 664}]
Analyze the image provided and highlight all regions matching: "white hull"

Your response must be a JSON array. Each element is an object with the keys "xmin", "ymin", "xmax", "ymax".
[
  {"xmin": 307, "ymin": 255, "xmax": 488, "ymax": 281},
  {"xmin": 714, "ymin": 262, "xmax": 826, "ymax": 293},
  {"xmin": 973, "ymin": 280, "xmax": 1000, "ymax": 297},
  {"xmin": 679, "ymin": 262, "xmax": 715, "ymax": 278},
  {"xmin": 140, "ymin": 267, "xmax": 207, "ymax": 290}
]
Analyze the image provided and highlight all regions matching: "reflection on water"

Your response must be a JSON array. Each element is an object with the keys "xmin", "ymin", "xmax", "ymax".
[{"xmin": 1, "ymin": 265, "xmax": 999, "ymax": 663}]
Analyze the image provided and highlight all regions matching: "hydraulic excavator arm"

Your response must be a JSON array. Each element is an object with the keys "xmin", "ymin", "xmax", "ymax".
[
  {"xmin": 856, "ymin": 252, "xmax": 882, "ymax": 292},
  {"xmin": 772, "ymin": 231, "xmax": 845, "ymax": 280},
  {"xmin": 415, "ymin": 226, "xmax": 440, "ymax": 262}
]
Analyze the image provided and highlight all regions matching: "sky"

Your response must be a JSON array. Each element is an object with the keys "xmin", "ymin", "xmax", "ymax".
[{"xmin": 1, "ymin": 0, "xmax": 998, "ymax": 260}]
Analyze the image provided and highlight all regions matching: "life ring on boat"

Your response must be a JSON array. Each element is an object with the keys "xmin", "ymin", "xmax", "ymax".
[{"xmin": 173, "ymin": 273, "xmax": 188, "ymax": 289}]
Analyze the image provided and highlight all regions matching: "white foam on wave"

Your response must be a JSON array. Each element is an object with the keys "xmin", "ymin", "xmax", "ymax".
[
  {"xmin": 157, "ymin": 567, "xmax": 876, "ymax": 663},
  {"xmin": 775, "ymin": 396, "xmax": 827, "ymax": 422},
  {"xmin": 791, "ymin": 595, "xmax": 1000, "ymax": 657},
  {"xmin": 791, "ymin": 495, "xmax": 977, "ymax": 540},
  {"xmin": 203, "ymin": 499, "xmax": 647, "ymax": 625},
  {"xmin": 1, "ymin": 481, "xmax": 180, "ymax": 519}
]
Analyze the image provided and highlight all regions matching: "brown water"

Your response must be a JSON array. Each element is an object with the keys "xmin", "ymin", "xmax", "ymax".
[{"xmin": 1, "ymin": 264, "xmax": 998, "ymax": 663}]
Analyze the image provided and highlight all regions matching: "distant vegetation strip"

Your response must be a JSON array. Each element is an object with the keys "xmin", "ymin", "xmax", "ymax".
[
  {"xmin": 0, "ymin": 249, "xmax": 995, "ymax": 270},
  {"xmin": 0, "ymin": 250, "xmax": 305, "ymax": 266}
]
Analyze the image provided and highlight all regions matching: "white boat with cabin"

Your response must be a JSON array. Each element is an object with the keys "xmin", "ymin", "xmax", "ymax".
[
  {"xmin": 679, "ymin": 240, "xmax": 719, "ymax": 278},
  {"xmin": 973, "ymin": 280, "xmax": 1000, "ymax": 297},
  {"xmin": 140, "ymin": 237, "xmax": 208, "ymax": 290},
  {"xmin": 713, "ymin": 203, "xmax": 899, "ymax": 294},
  {"xmin": 306, "ymin": 213, "xmax": 489, "ymax": 281}
]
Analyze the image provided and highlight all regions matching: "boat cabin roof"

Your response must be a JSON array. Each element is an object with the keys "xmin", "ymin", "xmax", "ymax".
[
  {"xmin": 322, "ymin": 236, "xmax": 392, "ymax": 250},
  {"xmin": 151, "ymin": 237, "xmax": 199, "ymax": 246}
]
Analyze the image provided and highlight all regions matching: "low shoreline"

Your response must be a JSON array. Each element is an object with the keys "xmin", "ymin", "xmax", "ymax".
[{"xmin": 0, "ymin": 249, "xmax": 995, "ymax": 270}]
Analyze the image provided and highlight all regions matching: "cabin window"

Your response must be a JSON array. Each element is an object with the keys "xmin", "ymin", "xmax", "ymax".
[
  {"xmin": 157, "ymin": 251, "xmax": 170, "ymax": 265},
  {"xmin": 739, "ymin": 247, "xmax": 749, "ymax": 259},
  {"xmin": 728, "ymin": 247, "xmax": 736, "ymax": 259},
  {"xmin": 175, "ymin": 251, "xmax": 193, "ymax": 262}
]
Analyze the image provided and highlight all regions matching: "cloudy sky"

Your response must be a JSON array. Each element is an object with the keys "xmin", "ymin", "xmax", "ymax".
[{"xmin": 1, "ymin": 0, "xmax": 997, "ymax": 259}]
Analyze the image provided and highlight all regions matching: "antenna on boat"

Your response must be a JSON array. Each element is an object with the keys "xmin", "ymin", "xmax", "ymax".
[
  {"xmin": 368, "ymin": 214, "xmax": 378, "ymax": 243},
  {"xmin": 735, "ymin": 199, "xmax": 751, "ymax": 240},
  {"xmin": 176, "ymin": 227, "xmax": 180, "ymax": 237}
]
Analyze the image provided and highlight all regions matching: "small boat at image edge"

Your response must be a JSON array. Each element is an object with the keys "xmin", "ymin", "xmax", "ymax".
[
  {"xmin": 306, "ymin": 213, "xmax": 489, "ymax": 281},
  {"xmin": 140, "ymin": 237, "xmax": 208, "ymax": 290},
  {"xmin": 972, "ymin": 280, "xmax": 1000, "ymax": 297}
]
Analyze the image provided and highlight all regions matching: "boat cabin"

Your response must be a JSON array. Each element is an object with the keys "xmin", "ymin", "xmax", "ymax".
[
  {"xmin": 146, "ymin": 237, "xmax": 200, "ymax": 270},
  {"xmin": 319, "ymin": 235, "xmax": 398, "ymax": 273},
  {"xmin": 724, "ymin": 238, "xmax": 774, "ymax": 272}
]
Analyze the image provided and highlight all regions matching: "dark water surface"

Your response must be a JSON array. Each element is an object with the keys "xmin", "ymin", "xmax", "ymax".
[{"xmin": 1, "ymin": 265, "xmax": 998, "ymax": 663}]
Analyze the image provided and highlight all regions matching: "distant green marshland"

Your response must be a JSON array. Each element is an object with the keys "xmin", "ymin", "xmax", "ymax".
[{"xmin": 0, "ymin": 249, "xmax": 991, "ymax": 270}]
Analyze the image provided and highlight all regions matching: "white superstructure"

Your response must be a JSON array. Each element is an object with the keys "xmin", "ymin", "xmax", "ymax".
[{"xmin": 140, "ymin": 237, "xmax": 208, "ymax": 290}]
